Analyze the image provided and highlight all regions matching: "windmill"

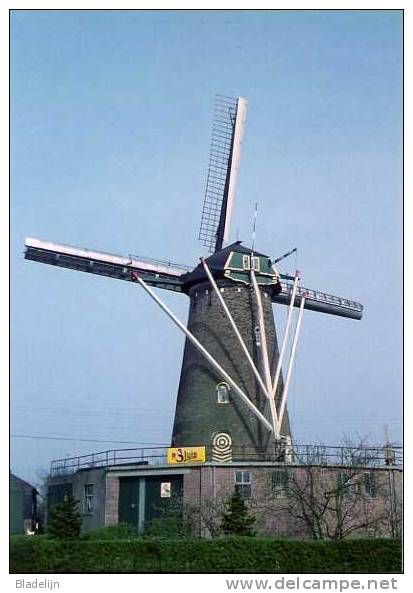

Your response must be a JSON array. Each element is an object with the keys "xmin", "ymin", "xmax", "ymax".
[{"xmin": 24, "ymin": 95, "xmax": 363, "ymax": 462}]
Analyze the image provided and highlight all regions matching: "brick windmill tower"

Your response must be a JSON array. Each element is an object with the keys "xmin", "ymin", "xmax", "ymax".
[{"xmin": 25, "ymin": 96, "xmax": 363, "ymax": 462}]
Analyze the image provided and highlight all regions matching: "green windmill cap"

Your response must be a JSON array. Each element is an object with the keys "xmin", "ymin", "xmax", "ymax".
[{"xmin": 181, "ymin": 241, "xmax": 274, "ymax": 291}]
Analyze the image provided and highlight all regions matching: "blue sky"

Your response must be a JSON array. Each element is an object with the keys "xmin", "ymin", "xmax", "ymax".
[{"xmin": 11, "ymin": 9, "xmax": 402, "ymax": 485}]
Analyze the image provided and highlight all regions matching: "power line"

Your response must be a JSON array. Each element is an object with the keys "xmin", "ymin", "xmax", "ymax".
[
  {"xmin": 12, "ymin": 405, "xmax": 172, "ymax": 417},
  {"xmin": 11, "ymin": 434, "xmax": 168, "ymax": 445},
  {"xmin": 293, "ymin": 418, "xmax": 402, "ymax": 426}
]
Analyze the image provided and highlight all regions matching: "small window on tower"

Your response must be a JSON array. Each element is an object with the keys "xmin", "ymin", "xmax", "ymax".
[
  {"xmin": 254, "ymin": 326, "xmax": 261, "ymax": 346},
  {"xmin": 216, "ymin": 382, "xmax": 231, "ymax": 404}
]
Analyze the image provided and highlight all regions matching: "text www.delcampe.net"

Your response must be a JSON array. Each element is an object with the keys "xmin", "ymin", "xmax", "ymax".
[{"xmin": 225, "ymin": 577, "xmax": 399, "ymax": 592}]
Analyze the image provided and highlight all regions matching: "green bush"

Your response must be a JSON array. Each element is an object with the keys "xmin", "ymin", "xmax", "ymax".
[
  {"xmin": 80, "ymin": 523, "xmax": 140, "ymax": 540},
  {"xmin": 10, "ymin": 536, "xmax": 402, "ymax": 574},
  {"xmin": 221, "ymin": 493, "xmax": 256, "ymax": 536},
  {"xmin": 47, "ymin": 495, "xmax": 82, "ymax": 539},
  {"xmin": 145, "ymin": 514, "xmax": 193, "ymax": 538}
]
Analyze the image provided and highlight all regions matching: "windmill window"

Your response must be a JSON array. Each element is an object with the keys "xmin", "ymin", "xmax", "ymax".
[
  {"xmin": 242, "ymin": 255, "xmax": 250, "ymax": 270},
  {"xmin": 252, "ymin": 257, "xmax": 260, "ymax": 272},
  {"xmin": 216, "ymin": 382, "xmax": 231, "ymax": 404},
  {"xmin": 254, "ymin": 326, "xmax": 261, "ymax": 346},
  {"xmin": 84, "ymin": 484, "xmax": 94, "ymax": 513},
  {"xmin": 235, "ymin": 471, "xmax": 252, "ymax": 498}
]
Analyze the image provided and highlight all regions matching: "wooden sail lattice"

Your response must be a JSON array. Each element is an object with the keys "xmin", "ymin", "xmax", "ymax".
[{"xmin": 198, "ymin": 95, "xmax": 239, "ymax": 253}]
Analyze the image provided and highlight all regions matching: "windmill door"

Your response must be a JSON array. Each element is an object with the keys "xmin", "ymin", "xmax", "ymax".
[{"xmin": 118, "ymin": 477, "xmax": 141, "ymax": 528}]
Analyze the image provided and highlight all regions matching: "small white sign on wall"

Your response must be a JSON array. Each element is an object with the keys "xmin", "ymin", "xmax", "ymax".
[{"xmin": 160, "ymin": 482, "xmax": 171, "ymax": 498}]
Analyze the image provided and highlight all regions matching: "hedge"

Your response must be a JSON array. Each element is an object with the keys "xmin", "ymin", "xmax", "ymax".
[{"xmin": 10, "ymin": 536, "xmax": 402, "ymax": 574}]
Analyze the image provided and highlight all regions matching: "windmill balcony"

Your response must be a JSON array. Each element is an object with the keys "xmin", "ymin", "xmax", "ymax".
[{"xmin": 49, "ymin": 443, "xmax": 403, "ymax": 476}]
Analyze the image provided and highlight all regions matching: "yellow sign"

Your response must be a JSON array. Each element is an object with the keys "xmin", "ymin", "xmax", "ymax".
[{"xmin": 167, "ymin": 446, "xmax": 206, "ymax": 464}]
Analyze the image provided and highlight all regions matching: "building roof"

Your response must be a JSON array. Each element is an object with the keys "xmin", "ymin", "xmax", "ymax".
[
  {"xmin": 10, "ymin": 472, "xmax": 38, "ymax": 494},
  {"xmin": 204, "ymin": 241, "xmax": 269, "ymax": 270}
]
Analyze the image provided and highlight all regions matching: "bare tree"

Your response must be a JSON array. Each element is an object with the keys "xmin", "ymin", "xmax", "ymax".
[
  {"xmin": 182, "ymin": 496, "xmax": 228, "ymax": 537},
  {"xmin": 263, "ymin": 439, "xmax": 396, "ymax": 540}
]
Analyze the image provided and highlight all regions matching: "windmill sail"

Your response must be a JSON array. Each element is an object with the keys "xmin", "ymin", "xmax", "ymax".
[
  {"xmin": 25, "ymin": 237, "xmax": 188, "ymax": 292},
  {"xmin": 198, "ymin": 95, "xmax": 247, "ymax": 253},
  {"xmin": 273, "ymin": 279, "xmax": 363, "ymax": 320}
]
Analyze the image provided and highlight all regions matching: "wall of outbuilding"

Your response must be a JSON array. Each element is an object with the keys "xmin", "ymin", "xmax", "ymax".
[
  {"xmin": 72, "ymin": 468, "xmax": 106, "ymax": 532},
  {"xmin": 47, "ymin": 463, "xmax": 403, "ymax": 538}
]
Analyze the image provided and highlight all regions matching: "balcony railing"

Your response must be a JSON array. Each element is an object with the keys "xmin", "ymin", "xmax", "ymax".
[{"xmin": 49, "ymin": 443, "xmax": 403, "ymax": 476}]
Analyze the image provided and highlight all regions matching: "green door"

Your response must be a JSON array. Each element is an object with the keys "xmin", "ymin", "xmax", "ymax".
[
  {"xmin": 144, "ymin": 475, "xmax": 183, "ymax": 525},
  {"xmin": 118, "ymin": 478, "xmax": 141, "ymax": 528}
]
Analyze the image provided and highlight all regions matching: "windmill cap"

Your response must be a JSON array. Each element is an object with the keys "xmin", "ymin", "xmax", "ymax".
[{"xmin": 180, "ymin": 241, "xmax": 273, "ymax": 291}]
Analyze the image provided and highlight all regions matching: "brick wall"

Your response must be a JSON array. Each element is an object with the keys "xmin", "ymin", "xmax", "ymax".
[
  {"xmin": 104, "ymin": 474, "xmax": 119, "ymax": 526},
  {"xmin": 47, "ymin": 462, "xmax": 402, "ymax": 539},
  {"xmin": 182, "ymin": 463, "xmax": 403, "ymax": 538}
]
